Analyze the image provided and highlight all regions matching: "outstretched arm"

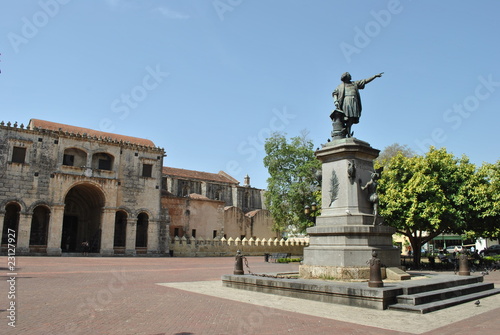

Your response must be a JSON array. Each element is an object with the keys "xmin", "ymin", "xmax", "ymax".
[
  {"xmin": 360, "ymin": 179, "xmax": 373, "ymax": 190},
  {"xmin": 364, "ymin": 72, "xmax": 383, "ymax": 84}
]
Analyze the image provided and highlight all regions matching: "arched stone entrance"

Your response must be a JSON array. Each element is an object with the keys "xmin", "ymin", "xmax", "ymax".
[
  {"xmin": 62, "ymin": 183, "xmax": 105, "ymax": 253},
  {"xmin": 136, "ymin": 212, "xmax": 149, "ymax": 254},
  {"xmin": 1, "ymin": 203, "xmax": 21, "ymax": 246},
  {"xmin": 113, "ymin": 210, "xmax": 127, "ymax": 254}
]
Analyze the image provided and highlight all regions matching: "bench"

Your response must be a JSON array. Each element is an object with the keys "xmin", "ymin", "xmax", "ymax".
[{"xmin": 268, "ymin": 253, "xmax": 290, "ymax": 263}]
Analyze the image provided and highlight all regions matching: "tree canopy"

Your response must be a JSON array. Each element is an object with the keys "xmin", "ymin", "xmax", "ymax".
[
  {"xmin": 463, "ymin": 160, "xmax": 500, "ymax": 239},
  {"xmin": 263, "ymin": 132, "xmax": 321, "ymax": 234},
  {"xmin": 378, "ymin": 147, "xmax": 500, "ymax": 264}
]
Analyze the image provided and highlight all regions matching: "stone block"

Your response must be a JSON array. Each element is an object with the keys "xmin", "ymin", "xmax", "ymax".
[{"xmin": 386, "ymin": 267, "xmax": 411, "ymax": 281}]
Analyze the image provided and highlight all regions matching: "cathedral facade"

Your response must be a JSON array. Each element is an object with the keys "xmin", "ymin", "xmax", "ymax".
[{"xmin": 0, "ymin": 119, "xmax": 274, "ymax": 256}]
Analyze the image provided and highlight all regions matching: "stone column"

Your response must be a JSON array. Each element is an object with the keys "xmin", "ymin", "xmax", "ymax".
[
  {"xmin": 46, "ymin": 204, "xmax": 65, "ymax": 256},
  {"xmin": 125, "ymin": 218, "xmax": 137, "ymax": 255},
  {"xmin": 147, "ymin": 219, "xmax": 159, "ymax": 254},
  {"xmin": 260, "ymin": 191, "xmax": 267, "ymax": 210},
  {"xmin": 201, "ymin": 181, "xmax": 207, "ymax": 197},
  {"xmin": 0, "ymin": 211, "xmax": 5, "ymax": 245},
  {"xmin": 100, "ymin": 208, "xmax": 115, "ymax": 256},
  {"xmin": 16, "ymin": 212, "xmax": 32, "ymax": 255},
  {"xmin": 231, "ymin": 185, "xmax": 238, "ymax": 207},
  {"xmin": 167, "ymin": 177, "xmax": 175, "ymax": 195}
]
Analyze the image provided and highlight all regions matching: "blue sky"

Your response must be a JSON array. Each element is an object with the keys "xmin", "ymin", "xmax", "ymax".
[{"xmin": 2, "ymin": 0, "xmax": 500, "ymax": 189}]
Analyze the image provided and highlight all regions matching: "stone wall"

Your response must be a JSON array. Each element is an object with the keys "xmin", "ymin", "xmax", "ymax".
[
  {"xmin": 223, "ymin": 206, "xmax": 277, "ymax": 240},
  {"xmin": 162, "ymin": 195, "xmax": 225, "ymax": 240},
  {"xmin": 162, "ymin": 168, "xmax": 266, "ymax": 212},
  {"xmin": 169, "ymin": 236, "xmax": 308, "ymax": 257},
  {"xmin": 0, "ymin": 121, "xmax": 166, "ymax": 256}
]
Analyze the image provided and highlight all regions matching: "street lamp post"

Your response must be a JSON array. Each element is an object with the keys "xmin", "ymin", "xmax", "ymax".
[{"xmin": 304, "ymin": 202, "xmax": 318, "ymax": 224}]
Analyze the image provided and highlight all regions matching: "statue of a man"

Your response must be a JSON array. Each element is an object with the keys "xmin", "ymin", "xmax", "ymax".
[{"xmin": 332, "ymin": 72, "xmax": 383, "ymax": 138}]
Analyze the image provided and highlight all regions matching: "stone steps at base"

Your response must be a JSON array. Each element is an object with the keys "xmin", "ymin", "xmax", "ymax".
[
  {"xmin": 402, "ymin": 276, "xmax": 482, "ymax": 295},
  {"xmin": 397, "ymin": 282, "xmax": 494, "ymax": 305},
  {"xmin": 388, "ymin": 288, "xmax": 500, "ymax": 314}
]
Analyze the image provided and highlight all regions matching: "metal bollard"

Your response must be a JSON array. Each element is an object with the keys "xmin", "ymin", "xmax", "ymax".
[
  {"xmin": 458, "ymin": 252, "xmax": 470, "ymax": 276},
  {"xmin": 368, "ymin": 251, "xmax": 383, "ymax": 287},
  {"xmin": 234, "ymin": 250, "xmax": 244, "ymax": 275}
]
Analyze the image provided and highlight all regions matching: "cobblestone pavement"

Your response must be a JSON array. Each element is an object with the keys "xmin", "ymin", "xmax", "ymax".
[{"xmin": 0, "ymin": 256, "xmax": 499, "ymax": 335}]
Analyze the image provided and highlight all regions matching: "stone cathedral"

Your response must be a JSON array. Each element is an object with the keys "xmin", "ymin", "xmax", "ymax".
[{"xmin": 0, "ymin": 119, "xmax": 274, "ymax": 256}]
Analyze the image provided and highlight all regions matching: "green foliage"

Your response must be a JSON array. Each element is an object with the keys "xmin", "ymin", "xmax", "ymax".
[
  {"xmin": 277, "ymin": 258, "xmax": 302, "ymax": 263},
  {"xmin": 483, "ymin": 255, "xmax": 500, "ymax": 262},
  {"xmin": 378, "ymin": 147, "xmax": 490, "ymax": 264},
  {"xmin": 263, "ymin": 132, "xmax": 321, "ymax": 233},
  {"xmin": 463, "ymin": 161, "xmax": 500, "ymax": 238}
]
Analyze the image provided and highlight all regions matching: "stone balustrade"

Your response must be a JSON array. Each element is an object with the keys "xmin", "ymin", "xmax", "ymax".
[{"xmin": 169, "ymin": 236, "xmax": 308, "ymax": 257}]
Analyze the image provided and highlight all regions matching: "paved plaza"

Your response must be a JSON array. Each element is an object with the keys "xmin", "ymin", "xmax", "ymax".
[{"xmin": 0, "ymin": 256, "xmax": 499, "ymax": 334}]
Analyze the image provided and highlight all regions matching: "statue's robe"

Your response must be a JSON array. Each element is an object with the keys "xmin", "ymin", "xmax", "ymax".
[{"xmin": 332, "ymin": 79, "xmax": 370, "ymax": 124}]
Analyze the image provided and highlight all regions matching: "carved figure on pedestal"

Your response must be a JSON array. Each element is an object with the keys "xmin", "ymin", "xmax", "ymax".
[
  {"xmin": 330, "ymin": 170, "xmax": 339, "ymax": 207},
  {"xmin": 347, "ymin": 160, "xmax": 356, "ymax": 183},
  {"xmin": 331, "ymin": 72, "xmax": 383, "ymax": 138},
  {"xmin": 360, "ymin": 169, "xmax": 382, "ymax": 225}
]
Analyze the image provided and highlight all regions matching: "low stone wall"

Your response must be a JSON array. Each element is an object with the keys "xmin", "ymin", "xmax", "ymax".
[{"xmin": 169, "ymin": 236, "xmax": 308, "ymax": 257}]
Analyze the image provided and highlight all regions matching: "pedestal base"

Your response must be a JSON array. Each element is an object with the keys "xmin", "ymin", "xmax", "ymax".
[
  {"xmin": 302, "ymin": 224, "xmax": 400, "ymax": 273},
  {"xmin": 299, "ymin": 264, "xmax": 388, "ymax": 280}
]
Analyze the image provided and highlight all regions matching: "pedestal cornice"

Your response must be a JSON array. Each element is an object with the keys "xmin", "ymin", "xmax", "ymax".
[{"xmin": 316, "ymin": 137, "xmax": 380, "ymax": 163}]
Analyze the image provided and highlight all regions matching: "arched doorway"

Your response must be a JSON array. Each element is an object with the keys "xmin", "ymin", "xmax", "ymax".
[
  {"xmin": 29, "ymin": 205, "xmax": 50, "ymax": 252},
  {"xmin": 136, "ymin": 212, "xmax": 148, "ymax": 254},
  {"xmin": 62, "ymin": 184, "xmax": 105, "ymax": 253},
  {"xmin": 2, "ymin": 203, "xmax": 21, "ymax": 245},
  {"xmin": 113, "ymin": 211, "xmax": 127, "ymax": 254}
]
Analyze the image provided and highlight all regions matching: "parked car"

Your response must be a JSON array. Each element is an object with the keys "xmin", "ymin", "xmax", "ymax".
[
  {"xmin": 480, "ymin": 244, "xmax": 500, "ymax": 256},
  {"xmin": 445, "ymin": 245, "xmax": 463, "ymax": 254}
]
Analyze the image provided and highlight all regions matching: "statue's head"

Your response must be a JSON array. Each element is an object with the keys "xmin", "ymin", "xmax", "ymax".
[{"xmin": 341, "ymin": 72, "xmax": 352, "ymax": 82}]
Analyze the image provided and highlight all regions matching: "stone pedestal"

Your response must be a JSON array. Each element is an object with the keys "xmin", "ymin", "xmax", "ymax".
[{"xmin": 300, "ymin": 138, "xmax": 400, "ymax": 280}]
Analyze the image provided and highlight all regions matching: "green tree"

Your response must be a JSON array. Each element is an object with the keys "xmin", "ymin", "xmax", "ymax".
[
  {"xmin": 263, "ymin": 132, "xmax": 321, "ymax": 234},
  {"xmin": 378, "ymin": 147, "xmax": 478, "ymax": 265},
  {"xmin": 464, "ymin": 160, "xmax": 500, "ymax": 239}
]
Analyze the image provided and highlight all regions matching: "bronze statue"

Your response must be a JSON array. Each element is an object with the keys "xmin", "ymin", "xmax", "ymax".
[{"xmin": 331, "ymin": 72, "xmax": 383, "ymax": 138}]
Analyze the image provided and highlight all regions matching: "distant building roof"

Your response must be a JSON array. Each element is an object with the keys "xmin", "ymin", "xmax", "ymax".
[
  {"xmin": 162, "ymin": 166, "xmax": 239, "ymax": 185},
  {"xmin": 245, "ymin": 209, "xmax": 261, "ymax": 217},
  {"xmin": 189, "ymin": 193, "xmax": 221, "ymax": 201},
  {"xmin": 28, "ymin": 119, "xmax": 156, "ymax": 147}
]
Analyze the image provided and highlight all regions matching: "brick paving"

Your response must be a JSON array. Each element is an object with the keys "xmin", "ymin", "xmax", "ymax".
[{"xmin": 0, "ymin": 256, "xmax": 499, "ymax": 335}]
